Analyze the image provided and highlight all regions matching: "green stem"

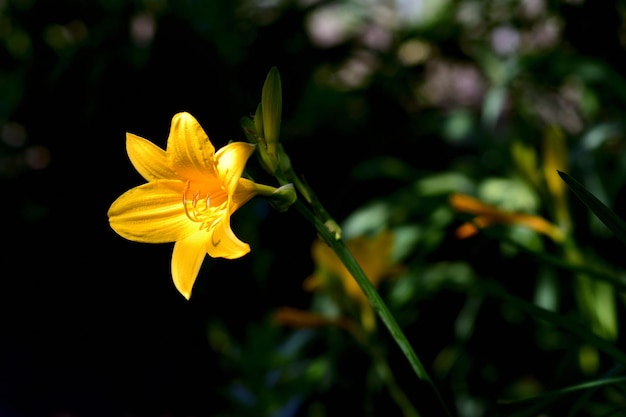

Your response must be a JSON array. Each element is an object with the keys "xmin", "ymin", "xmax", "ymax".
[
  {"xmin": 293, "ymin": 199, "xmax": 453, "ymax": 417},
  {"xmin": 341, "ymin": 316, "xmax": 420, "ymax": 417},
  {"xmin": 371, "ymin": 344, "xmax": 422, "ymax": 417}
]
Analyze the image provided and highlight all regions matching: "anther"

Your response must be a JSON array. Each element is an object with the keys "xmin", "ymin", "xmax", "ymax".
[{"xmin": 182, "ymin": 180, "xmax": 211, "ymax": 223}]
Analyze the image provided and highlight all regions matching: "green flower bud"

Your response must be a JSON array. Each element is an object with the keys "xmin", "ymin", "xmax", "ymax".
[
  {"xmin": 240, "ymin": 116, "xmax": 258, "ymax": 144},
  {"xmin": 277, "ymin": 143, "xmax": 292, "ymax": 173},
  {"xmin": 241, "ymin": 111, "xmax": 278, "ymax": 175},
  {"xmin": 261, "ymin": 66, "xmax": 282, "ymax": 156},
  {"xmin": 254, "ymin": 102, "xmax": 263, "ymax": 141},
  {"xmin": 267, "ymin": 183, "xmax": 297, "ymax": 212}
]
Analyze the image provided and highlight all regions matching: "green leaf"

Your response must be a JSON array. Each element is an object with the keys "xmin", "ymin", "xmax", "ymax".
[
  {"xmin": 501, "ymin": 375, "xmax": 626, "ymax": 404},
  {"xmin": 558, "ymin": 170, "xmax": 626, "ymax": 245}
]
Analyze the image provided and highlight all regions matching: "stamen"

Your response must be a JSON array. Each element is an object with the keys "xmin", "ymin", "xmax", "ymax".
[
  {"xmin": 182, "ymin": 180, "xmax": 212, "ymax": 223},
  {"xmin": 181, "ymin": 181, "xmax": 226, "ymax": 246}
]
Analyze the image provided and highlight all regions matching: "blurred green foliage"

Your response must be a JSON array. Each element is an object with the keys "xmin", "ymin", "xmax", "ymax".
[{"xmin": 3, "ymin": 0, "xmax": 626, "ymax": 416}]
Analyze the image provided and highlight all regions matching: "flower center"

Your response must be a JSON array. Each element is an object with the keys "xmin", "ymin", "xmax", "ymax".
[
  {"xmin": 182, "ymin": 180, "xmax": 212, "ymax": 223},
  {"xmin": 182, "ymin": 181, "xmax": 224, "ymax": 239}
]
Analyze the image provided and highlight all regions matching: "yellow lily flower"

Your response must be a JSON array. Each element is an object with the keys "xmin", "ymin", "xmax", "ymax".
[
  {"xmin": 272, "ymin": 306, "xmax": 351, "ymax": 330},
  {"xmin": 304, "ymin": 231, "xmax": 405, "ymax": 330},
  {"xmin": 108, "ymin": 112, "xmax": 263, "ymax": 299},
  {"xmin": 449, "ymin": 192, "xmax": 564, "ymax": 242},
  {"xmin": 271, "ymin": 306, "xmax": 365, "ymax": 343}
]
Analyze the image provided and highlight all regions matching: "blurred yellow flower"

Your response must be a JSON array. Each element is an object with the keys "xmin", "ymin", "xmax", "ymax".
[
  {"xmin": 108, "ymin": 112, "xmax": 262, "ymax": 299},
  {"xmin": 271, "ymin": 306, "xmax": 364, "ymax": 343},
  {"xmin": 272, "ymin": 306, "xmax": 350, "ymax": 329},
  {"xmin": 449, "ymin": 192, "xmax": 564, "ymax": 242},
  {"xmin": 304, "ymin": 231, "xmax": 405, "ymax": 330}
]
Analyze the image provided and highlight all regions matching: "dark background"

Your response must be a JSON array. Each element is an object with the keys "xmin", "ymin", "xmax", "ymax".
[{"xmin": 2, "ymin": 1, "xmax": 626, "ymax": 416}]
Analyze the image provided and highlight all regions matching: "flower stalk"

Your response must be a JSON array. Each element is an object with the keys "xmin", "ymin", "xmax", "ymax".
[
  {"xmin": 294, "ymin": 198, "xmax": 450, "ymax": 416},
  {"xmin": 245, "ymin": 66, "xmax": 453, "ymax": 416}
]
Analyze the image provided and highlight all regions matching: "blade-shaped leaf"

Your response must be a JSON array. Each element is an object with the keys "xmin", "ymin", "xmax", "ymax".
[
  {"xmin": 501, "ymin": 375, "xmax": 626, "ymax": 404},
  {"xmin": 558, "ymin": 170, "xmax": 626, "ymax": 245}
]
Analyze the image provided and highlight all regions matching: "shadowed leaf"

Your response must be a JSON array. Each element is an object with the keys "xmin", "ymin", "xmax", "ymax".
[{"xmin": 558, "ymin": 170, "xmax": 626, "ymax": 245}]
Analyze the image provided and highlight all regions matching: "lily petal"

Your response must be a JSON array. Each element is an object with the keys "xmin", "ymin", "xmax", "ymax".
[
  {"xmin": 166, "ymin": 112, "xmax": 216, "ymax": 181},
  {"xmin": 108, "ymin": 180, "xmax": 197, "ymax": 243},
  {"xmin": 231, "ymin": 178, "xmax": 260, "ymax": 212},
  {"xmin": 205, "ymin": 213, "xmax": 250, "ymax": 259},
  {"xmin": 216, "ymin": 142, "xmax": 256, "ymax": 195},
  {"xmin": 171, "ymin": 233, "xmax": 208, "ymax": 300},
  {"xmin": 126, "ymin": 133, "xmax": 174, "ymax": 181}
]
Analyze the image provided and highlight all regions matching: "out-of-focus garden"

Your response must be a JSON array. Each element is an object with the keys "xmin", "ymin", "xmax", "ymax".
[{"xmin": 3, "ymin": 0, "xmax": 626, "ymax": 416}]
